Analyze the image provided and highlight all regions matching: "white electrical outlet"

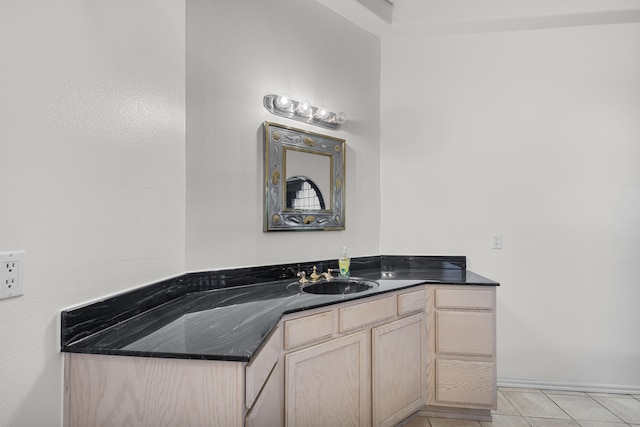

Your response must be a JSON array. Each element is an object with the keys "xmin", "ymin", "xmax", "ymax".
[
  {"xmin": 1, "ymin": 251, "xmax": 25, "ymax": 300},
  {"xmin": 491, "ymin": 234, "xmax": 503, "ymax": 249}
]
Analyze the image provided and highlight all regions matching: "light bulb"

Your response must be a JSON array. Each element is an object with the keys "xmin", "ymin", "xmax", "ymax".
[
  {"xmin": 275, "ymin": 93, "xmax": 291, "ymax": 109},
  {"xmin": 335, "ymin": 112, "xmax": 347, "ymax": 124},
  {"xmin": 296, "ymin": 100, "xmax": 311, "ymax": 116},
  {"xmin": 315, "ymin": 105, "xmax": 330, "ymax": 120}
]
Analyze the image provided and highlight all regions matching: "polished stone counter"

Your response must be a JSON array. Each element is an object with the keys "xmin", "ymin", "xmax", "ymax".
[{"xmin": 61, "ymin": 255, "xmax": 498, "ymax": 362}]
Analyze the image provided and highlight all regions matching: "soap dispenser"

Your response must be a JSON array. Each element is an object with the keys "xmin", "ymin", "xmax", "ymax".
[{"xmin": 338, "ymin": 246, "xmax": 350, "ymax": 277}]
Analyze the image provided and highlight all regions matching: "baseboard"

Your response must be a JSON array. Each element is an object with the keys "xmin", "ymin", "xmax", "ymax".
[
  {"xmin": 417, "ymin": 406, "xmax": 492, "ymax": 422},
  {"xmin": 498, "ymin": 378, "xmax": 640, "ymax": 395}
]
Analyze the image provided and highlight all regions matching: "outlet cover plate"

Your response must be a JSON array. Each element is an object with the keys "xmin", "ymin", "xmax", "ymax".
[{"xmin": 1, "ymin": 250, "xmax": 25, "ymax": 300}]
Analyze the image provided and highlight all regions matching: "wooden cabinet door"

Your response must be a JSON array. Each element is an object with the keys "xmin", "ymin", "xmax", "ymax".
[
  {"xmin": 245, "ymin": 361, "xmax": 284, "ymax": 427},
  {"xmin": 372, "ymin": 314, "xmax": 427, "ymax": 427},
  {"xmin": 285, "ymin": 331, "xmax": 370, "ymax": 427}
]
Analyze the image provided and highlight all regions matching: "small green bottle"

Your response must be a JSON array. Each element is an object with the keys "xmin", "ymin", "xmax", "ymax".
[{"xmin": 338, "ymin": 246, "xmax": 350, "ymax": 277}]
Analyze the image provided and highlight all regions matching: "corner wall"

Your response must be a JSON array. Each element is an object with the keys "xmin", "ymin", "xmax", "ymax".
[
  {"xmin": 186, "ymin": 0, "xmax": 381, "ymax": 271},
  {"xmin": 0, "ymin": 1, "xmax": 185, "ymax": 425},
  {"xmin": 380, "ymin": 23, "xmax": 640, "ymax": 388}
]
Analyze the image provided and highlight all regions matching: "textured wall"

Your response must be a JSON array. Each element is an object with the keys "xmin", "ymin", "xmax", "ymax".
[
  {"xmin": 0, "ymin": 1, "xmax": 185, "ymax": 425},
  {"xmin": 381, "ymin": 23, "xmax": 640, "ymax": 389},
  {"xmin": 186, "ymin": 0, "xmax": 381, "ymax": 271}
]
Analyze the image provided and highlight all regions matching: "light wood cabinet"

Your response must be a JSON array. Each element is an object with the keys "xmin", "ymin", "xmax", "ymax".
[
  {"xmin": 435, "ymin": 359, "xmax": 496, "ymax": 408},
  {"xmin": 372, "ymin": 313, "xmax": 427, "ymax": 427},
  {"xmin": 64, "ymin": 284, "xmax": 497, "ymax": 426},
  {"xmin": 245, "ymin": 326, "xmax": 284, "ymax": 426},
  {"xmin": 246, "ymin": 326, "xmax": 282, "ymax": 408},
  {"xmin": 436, "ymin": 311, "xmax": 494, "ymax": 356},
  {"xmin": 425, "ymin": 286, "xmax": 497, "ymax": 416},
  {"xmin": 245, "ymin": 361, "xmax": 284, "ymax": 427},
  {"xmin": 285, "ymin": 331, "xmax": 370, "ymax": 427},
  {"xmin": 281, "ymin": 289, "xmax": 428, "ymax": 427},
  {"xmin": 284, "ymin": 311, "xmax": 333, "ymax": 350},
  {"xmin": 63, "ymin": 353, "xmax": 244, "ymax": 427},
  {"xmin": 397, "ymin": 288, "xmax": 426, "ymax": 315},
  {"xmin": 338, "ymin": 295, "xmax": 396, "ymax": 332}
]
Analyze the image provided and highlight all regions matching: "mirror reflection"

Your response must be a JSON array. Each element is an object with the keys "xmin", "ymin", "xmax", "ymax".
[
  {"xmin": 286, "ymin": 176, "xmax": 325, "ymax": 210},
  {"xmin": 284, "ymin": 148, "xmax": 330, "ymax": 211}
]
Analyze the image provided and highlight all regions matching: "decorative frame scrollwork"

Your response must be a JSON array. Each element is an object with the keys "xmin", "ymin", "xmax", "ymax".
[{"xmin": 263, "ymin": 122, "xmax": 346, "ymax": 231}]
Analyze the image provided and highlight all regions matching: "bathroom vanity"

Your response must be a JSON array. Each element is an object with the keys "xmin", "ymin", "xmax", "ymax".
[{"xmin": 61, "ymin": 256, "xmax": 498, "ymax": 426}]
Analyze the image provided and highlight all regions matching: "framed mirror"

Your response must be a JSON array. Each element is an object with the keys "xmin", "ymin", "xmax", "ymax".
[{"xmin": 263, "ymin": 122, "xmax": 345, "ymax": 231}]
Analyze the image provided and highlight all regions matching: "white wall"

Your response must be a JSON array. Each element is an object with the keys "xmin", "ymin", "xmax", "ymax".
[
  {"xmin": 0, "ymin": 1, "xmax": 185, "ymax": 425},
  {"xmin": 186, "ymin": 0, "xmax": 381, "ymax": 271},
  {"xmin": 381, "ymin": 23, "xmax": 640, "ymax": 389},
  {"xmin": 4, "ymin": 2, "xmax": 636, "ymax": 426}
]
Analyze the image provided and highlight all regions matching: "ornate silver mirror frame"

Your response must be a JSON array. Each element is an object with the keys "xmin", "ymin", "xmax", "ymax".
[{"xmin": 263, "ymin": 122, "xmax": 345, "ymax": 231}]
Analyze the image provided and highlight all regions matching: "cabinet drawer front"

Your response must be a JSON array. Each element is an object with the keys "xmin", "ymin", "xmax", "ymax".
[
  {"xmin": 436, "ymin": 359, "xmax": 496, "ymax": 408},
  {"xmin": 435, "ymin": 288, "xmax": 495, "ymax": 310},
  {"xmin": 436, "ymin": 311, "xmax": 495, "ymax": 356},
  {"xmin": 246, "ymin": 326, "xmax": 281, "ymax": 408},
  {"xmin": 339, "ymin": 296, "xmax": 396, "ymax": 332},
  {"xmin": 284, "ymin": 311, "xmax": 333, "ymax": 350},
  {"xmin": 397, "ymin": 288, "xmax": 426, "ymax": 316}
]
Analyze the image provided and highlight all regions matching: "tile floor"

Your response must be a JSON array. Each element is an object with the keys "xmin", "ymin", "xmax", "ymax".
[{"xmin": 404, "ymin": 388, "xmax": 640, "ymax": 427}]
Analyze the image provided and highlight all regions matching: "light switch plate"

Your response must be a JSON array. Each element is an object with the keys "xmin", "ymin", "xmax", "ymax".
[
  {"xmin": 1, "ymin": 250, "xmax": 25, "ymax": 300},
  {"xmin": 491, "ymin": 234, "xmax": 503, "ymax": 249}
]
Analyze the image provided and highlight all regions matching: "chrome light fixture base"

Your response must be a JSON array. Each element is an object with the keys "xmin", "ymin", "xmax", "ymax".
[{"xmin": 263, "ymin": 94, "xmax": 346, "ymax": 130}]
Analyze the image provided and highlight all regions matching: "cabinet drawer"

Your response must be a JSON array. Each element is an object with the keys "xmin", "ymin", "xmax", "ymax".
[
  {"xmin": 339, "ymin": 295, "xmax": 396, "ymax": 332},
  {"xmin": 436, "ymin": 311, "xmax": 495, "ymax": 356},
  {"xmin": 284, "ymin": 311, "xmax": 333, "ymax": 350},
  {"xmin": 246, "ymin": 326, "xmax": 281, "ymax": 409},
  {"xmin": 436, "ymin": 359, "xmax": 496, "ymax": 408},
  {"xmin": 435, "ymin": 288, "xmax": 495, "ymax": 310},
  {"xmin": 397, "ymin": 288, "xmax": 426, "ymax": 316}
]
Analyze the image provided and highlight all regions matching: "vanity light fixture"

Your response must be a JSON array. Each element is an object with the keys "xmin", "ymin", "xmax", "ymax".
[{"xmin": 263, "ymin": 93, "xmax": 347, "ymax": 130}]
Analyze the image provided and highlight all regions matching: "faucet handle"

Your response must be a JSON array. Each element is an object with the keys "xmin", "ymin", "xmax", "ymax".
[{"xmin": 297, "ymin": 271, "xmax": 308, "ymax": 284}]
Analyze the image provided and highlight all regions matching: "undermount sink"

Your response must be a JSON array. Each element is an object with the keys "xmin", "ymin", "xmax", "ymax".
[{"xmin": 301, "ymin": 279, "xmax": 378, "ymax": 295}]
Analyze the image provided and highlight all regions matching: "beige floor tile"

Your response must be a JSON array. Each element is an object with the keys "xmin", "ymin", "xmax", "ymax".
[
  {"xmin": 495, "ymin": 390, "xmax": 521, "ymax": 416},
  {"xmin": 593, "ymin": 396, "xmax": 640, "ymax": 424},
  {"xmin": 502, "ymin": 390, "xmax": 571, "ymax": 419},
  {"xmin": 428, "ymin": 418, "xmax": 482, "ymax": 427},
  {"xmin": 546, "ymin": 394, "xmax": 622, "ymax": 423},
  {"xmin": 526, "ymin": 417, "xmax": 580, "ymax": 426},
  {"xmin": 480, "ymin": 414, "xmax": 530, "ymax": 427},
  {"xmin": 402, "ymin": 416, "xmax": 432, "ymax": 427},
  {"xmin": 577, "ymin": 421, "xmax": 629, "ymax": 427},
  {"xmin": 589, "ymin": 393, "xmax": 635, "ymax": 399}
]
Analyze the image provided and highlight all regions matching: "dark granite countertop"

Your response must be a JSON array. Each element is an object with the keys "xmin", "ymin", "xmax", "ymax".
[{"xmin": 61, "ymin": 255, "xmax": 498, "ymax": 362}]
